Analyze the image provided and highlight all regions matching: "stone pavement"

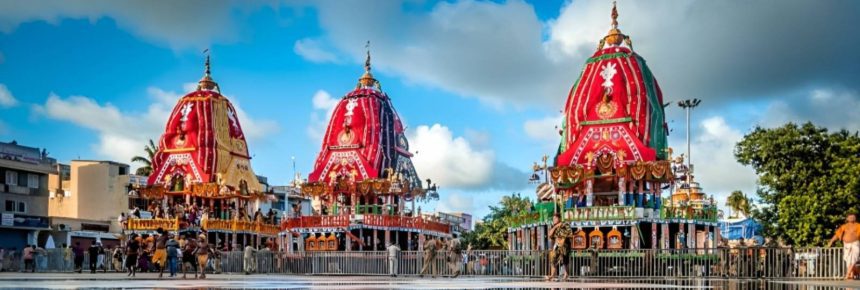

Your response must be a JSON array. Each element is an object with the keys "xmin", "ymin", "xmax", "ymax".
[{"xmin": 0, "ymin": 272, "xmax": 859, "ymax": 289}]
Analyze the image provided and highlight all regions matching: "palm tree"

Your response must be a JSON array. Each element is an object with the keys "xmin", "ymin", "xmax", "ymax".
[
  {"xmin": 131, "ymin": 139, "xmax": 158, "ymax": 176},
  {"xmin": 725, "ymin": 190, "xmax": 750, "ymax": 218}
]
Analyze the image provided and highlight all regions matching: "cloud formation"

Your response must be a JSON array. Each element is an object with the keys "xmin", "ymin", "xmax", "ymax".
[
  {"xmin": 409, "ymin": 124, "xmax": 528, "ymax": 191},
  {"xmin": 294, "ymin": 38, "xmax": 339, "ymax": 63},
  {"xmin": 300, "ymin": 0, "xmax": 859, "ymax": 110},
  {"xmin": 0, "ymin": 84, "xmax": 18, "ymax": 108},
  {"xmin": 33, "ymin": 85, "xmax": 277, "ymax": 167},
  {"xmin": 760, "ymin": 88, "xmax": 860, "ymax": 132},
  {"xmin": 0, "ymin": 0, "xmax": 253, "ymax": 49},
  {"xmin": 306, "ymin": 0, "xmax": 576, "ymax": 107}
]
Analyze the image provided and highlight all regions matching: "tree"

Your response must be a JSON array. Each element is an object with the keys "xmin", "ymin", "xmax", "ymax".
[
  {"xmin": 131, "ymin": 139, "xmax": 158, "ymax": 176},
  {"xmin": 462, "ymin": 193, "xmax": 533, "ymax": 249},
  {"xmin": 735, "ymin": 122, "xmax": 860, "ymax": 246},
  {"xmin": 725, "ymin": 190, "xmax": 751, "ymax": 218}
]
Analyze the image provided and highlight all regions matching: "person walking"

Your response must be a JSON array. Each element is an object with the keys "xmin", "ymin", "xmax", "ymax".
[
  {"xmin": 196, "ymin": 234, "xmax": 212, "ymax": 279},
  {"xmin": 22, "ymin": 245, "xmax": 34, "ymax": 273},
  {"xmin": 827, "ymin": 213, "xmax": 860, "ymax": 280},
  {"xmin": 34, "ymin": 245, "xmax": 46, "ymax": 272},
  {"xmin": 125, "ymin": 234, "xmax": 140, "ymax": 277},
  {"xmin": 386, "ymin": 243, "xmax": 400, "ymax": 277},
  {"xmin": 61, "ymin": 243, "xmax": 72, "ymax": 272},
  {"xmin": 446, "ymin": 238, "xmax": 464, "ymax": 278},
  {"xmin": 152, "ymin": 228, "xmax": 169, "ymax": 278},
  {"xmin": 243, "ymin": 244, "xmax": 257, "ymax": 275},
  {"xmin": 166, "ymin": 234, "xmax": 179, "ymax": 278},
  {"xmin": 419, "ymin": 237, "xmax": 439, "ymax": 278},
  {"xmin": 96, "ymin": 243, "xmax": 106, "ymax": 272},
  {"xmin": 212, "ymin": 245, "xmax": 223, "ymax": 274},
  {"xmin": 112, "ymin": 246, "xmax": 123, "ymax": 272},
  {"xmin": 181, "ymin": 235, "xmax": 198, "ymax": 279},
  {"xmin": 87, "ymin": 242, "xmax": 99, "ymax": 273},
  {"xmin": 546, "ymin": 213, "xmax": 572, "ymax": 281},
  {"xmin": 72, "ymin": 242, "xmax": 84, "ymax": 273}
]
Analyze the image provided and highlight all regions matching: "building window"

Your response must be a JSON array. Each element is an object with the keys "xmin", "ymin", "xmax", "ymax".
[
  {"xmin": 27, "ymin": 174, "xmax": 39, "ymax": 189},
  {"xmin": 5, "ymin": 171, "xmax": 17, "ymax": 186},
  {"xmin": 4, "ymin": 200, "xmax": 26, "ymax": 213}
]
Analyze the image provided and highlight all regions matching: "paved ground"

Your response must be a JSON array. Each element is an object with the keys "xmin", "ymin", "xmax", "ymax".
[{"xmin": 0, "ymin": 273, "xmax": 859, "ymax": 289}]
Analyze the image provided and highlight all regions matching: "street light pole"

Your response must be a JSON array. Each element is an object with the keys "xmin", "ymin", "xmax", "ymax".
[{"xmin": 677, "ymin": 99, "xmax": 701, "ymax": 186}]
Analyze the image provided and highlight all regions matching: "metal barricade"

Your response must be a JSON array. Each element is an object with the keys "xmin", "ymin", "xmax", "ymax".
[{"xmin": 12, "ymin": 247, "xmax": 846, "ymax": 279}]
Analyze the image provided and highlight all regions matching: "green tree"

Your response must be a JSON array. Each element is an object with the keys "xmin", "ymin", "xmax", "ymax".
[
  {"xmin": 735, "ymin": 122, "xmax": 860, "ymax": 246},
  {"xmin": 131, "ymin": 139, "xmax": 158, "ymax": 176},
  {"xmin": 725, "ymin": 190, "xmax": 751, "ymax": 218},
  {"xmin": 462, "ymin": 193, "xmax": 533, "ymax": 249}
]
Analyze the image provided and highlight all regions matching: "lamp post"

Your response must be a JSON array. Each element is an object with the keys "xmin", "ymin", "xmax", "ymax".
[
  {"xmin": 677, "ymin": 99, "xmax": 701, "ymax": 186},
  {"xmin": 529, "ymin": 155, "xmax": 550, "ymax": 184}
]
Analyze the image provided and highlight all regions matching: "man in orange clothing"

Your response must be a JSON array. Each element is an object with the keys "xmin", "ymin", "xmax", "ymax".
[
  {"xmin": 152, "ymin": 228, "xmax": 168, "ymax": 278},
  {"xmin": 828, "ymin": 214, "xmax": 860, "ymax": 280}
]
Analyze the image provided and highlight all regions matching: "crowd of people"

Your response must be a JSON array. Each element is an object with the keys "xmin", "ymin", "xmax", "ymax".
[{"xmin": 119, "ymin": 228, "xmax": 222, "ymax": 279}]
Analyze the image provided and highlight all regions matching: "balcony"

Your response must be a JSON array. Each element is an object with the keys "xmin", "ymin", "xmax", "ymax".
[
  {"xmin": 280, "ymin": 215, "xmax": 450, "ymax": 234},
  {"xmin": 6, "ymin": 184, "xmax": 30, "ymax": 195},
  {"xmin": 127, "ymin": 218, "xmax": 281, "ymax": 236}
]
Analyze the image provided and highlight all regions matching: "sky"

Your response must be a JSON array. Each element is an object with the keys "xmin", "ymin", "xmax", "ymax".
[{"xmin": 0, "ymin": 0, "xmax": 858, "ymax": 220}]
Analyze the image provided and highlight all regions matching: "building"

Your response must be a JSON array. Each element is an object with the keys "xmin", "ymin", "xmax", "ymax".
[
  {"xmin": 0, "ymin": 140, "xmax": 56, "ymax": 248},
  {"xmin": 48, "ymin": 160, "xmax": 131, "ymax": 248},
  {"xmin": 271, "ymin": 183, "xmax": 311, "ymax": 218},
  {"xmin": 448, "ymin": 212, "xmax": 473, "ymax": 232},
  {"xmin": 282, "ymin": 48, "xmax": 450, "ymax": 252},
  {"xmin": 508, "ymin": 4, "xmax": 718, "ymax": 251},
  {"xmin": 426, "ymin": 212, "xmax": 473, "ymax": 236},
  {"xmin": 132, "ymin": 55, "xmax": 279, "ymax": 249}
]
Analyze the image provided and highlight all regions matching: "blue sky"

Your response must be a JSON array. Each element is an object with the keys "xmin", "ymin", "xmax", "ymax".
[{"xmin": 1, "ymin": 0, "xmax": 858, "ymax": 220}]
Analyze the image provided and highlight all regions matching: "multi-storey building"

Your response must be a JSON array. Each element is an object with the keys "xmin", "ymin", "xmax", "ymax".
[
  {"xmin": 48, "ymin": 160, "xmax": 131, "ymax": 248},
  {"xmin": 0, "ymin": 140, "xmax": 56, "ymax": 248}
]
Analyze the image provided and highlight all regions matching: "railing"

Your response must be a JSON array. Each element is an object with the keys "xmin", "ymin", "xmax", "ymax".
[
  {"xmin": 282, "ymin": 216, "xmax": 351, "ymax": 229},
  {"xmin": 126, "ymin": 218, "xmax": 279, "ymax": 236},
  {"xmin": 564, "ymin": 206, "xmax": 636, "ymax": 221},
  {"xmin": 363, "ymin": 215, "xmax": 450, "ymax": 234},
  {"xmin": 127, "ymin": 218, "xmax": 179, "ymax": 231},
  {"xmin": 15, "ymin": 247, "xmax": 846, "ymax": 280},
  {"xmin": 355, "ymin": 204, "xmax": 395, "ymax": 215}
]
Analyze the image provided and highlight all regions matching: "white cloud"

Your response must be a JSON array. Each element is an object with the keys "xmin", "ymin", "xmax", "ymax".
[
  {"xmin": 546, "ymin": 0, "xmax": 860, "ymax": 106},
  {"xmin": 33, "ymin": 85, "xmax": 277, "ymax": 167},
  {"xmin": 306, "ymin": 90, "xmax": 338, "ymax": 142},
  {"xmin": 0, "ymin": 0, "xmax": 254, "ymax": 49},
  {"xmin": 306, "ymin": 0, "xmax": 859, "ymax": 109},
  {"xmin": 294, "ymin": 38, "xmax": 339, "ymax": 63},
  {"xmin": 760, "ymin": 88, "xmax": 860, "ymax": 132},
  {"xmin": 409, "ymin": 124, "xmax": 494, "ymax": 189},
  {"xmin": 434, "ymin": 191, "xmax": 476, "ymax": 214},
  {"xmin": 523, "ymin": 114, "xmax": 562, "ymax": 144},
  {"xmin": 307, "ymin": 0, "xmax": 575, "ymax": 107},
  {"xmin": 673, "ymin": 116, "xmax": 757, "ymax": 211},
  {"xmin": 0, "ymin": 84, "xmax": 18, "ymax": 108}
]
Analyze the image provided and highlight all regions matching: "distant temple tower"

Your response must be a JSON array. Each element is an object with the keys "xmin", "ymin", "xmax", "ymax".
[{"xmin": 510, "ymin": 3, "xmax": 718, "ymax": 252}]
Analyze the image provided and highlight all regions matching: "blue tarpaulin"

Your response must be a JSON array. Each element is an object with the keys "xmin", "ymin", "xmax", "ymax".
[{"xmin": 719, "ymin": 218, "xmax": 763, "ymax": 243}]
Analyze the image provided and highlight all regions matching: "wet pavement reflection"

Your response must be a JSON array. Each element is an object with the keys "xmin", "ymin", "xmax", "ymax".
[{"xmin": 0, "ymin": 274, "xmax": 858, "ymax": 289}]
